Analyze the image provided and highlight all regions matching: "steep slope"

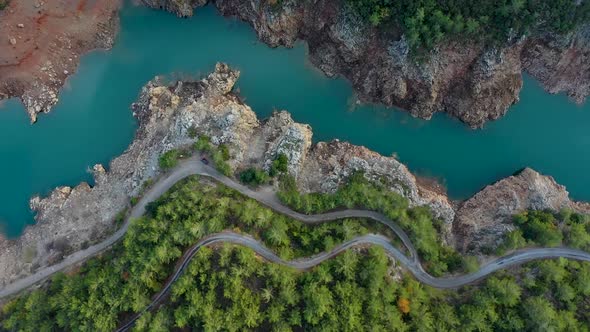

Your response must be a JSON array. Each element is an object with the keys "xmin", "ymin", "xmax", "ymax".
[
  {"xmin": 0, "ymin": 64, "xmax": 586, "ymax": 289},
  {"xmin": 144, "ymin": 0, "xmax": 590, "ymax": 128}
]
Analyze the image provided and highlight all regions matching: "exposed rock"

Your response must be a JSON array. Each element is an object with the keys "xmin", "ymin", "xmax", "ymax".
[
  {"xmin": 144, "ymin": 0, "xmax": 590, "ymax": 128},
  {"xmin": 522, "ymin": 24, "xmax": 590, "ymax": 104},
  {"xmin": 2, "ymin": 63, "xmax": 587, "ymax": 290},
  {"xmin": 298, "ymin": 140, "xmax": 456, "ymax": 242},
  {"xmin": 141, "ymin": 0, "xmax": 207, "ymax": 18},
  {"xmin": 454, "ymin": 168, "xmax": 590, "ymax": 253},
  {"xmin": 0, "ymin": 63, "xmax": 455, "ymax": 288},
  {"xmin": 0, "ymin": 0, "xmax": 120, "ymax": 122}
]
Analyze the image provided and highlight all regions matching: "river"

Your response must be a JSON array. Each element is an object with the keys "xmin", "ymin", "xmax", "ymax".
[{"xmin": 0, "ymin": 3, "xmax": 588, "ymax": 237}]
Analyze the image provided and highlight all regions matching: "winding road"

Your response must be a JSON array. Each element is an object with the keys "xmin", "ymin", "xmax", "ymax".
[
  {"xmin": 2, "ymin": 155, "xmax": 590, "ymax": 330},
  {"xmin": 115, "ymin": 231, "xmax": 590, "ymax": 331}
]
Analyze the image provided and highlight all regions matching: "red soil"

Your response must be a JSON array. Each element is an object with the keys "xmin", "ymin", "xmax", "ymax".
[{"xmin": 0, "ymin": 0, "xmax": 121, "ymax": 120}]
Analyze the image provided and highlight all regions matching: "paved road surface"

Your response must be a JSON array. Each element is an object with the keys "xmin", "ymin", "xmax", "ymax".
[
  {"xmin": 1, "ymin": 156, "xmax": 589, "ymax": 330},
  {"xmin": 0, "ymin": 156, "xmax": 418, "ymax": 298},
  {"xmin": 115, "ymin": 231, "xmax": 590, "ymax": 331}
]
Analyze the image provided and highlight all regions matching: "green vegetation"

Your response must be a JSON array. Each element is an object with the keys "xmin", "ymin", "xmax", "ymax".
[
  {"xmin": 0, "ymin": 0, "xmax": 8, "ymax": 10},
  {"xmin": 143, "ymin": 246, "xmax": 420, "ymax": 330},
  {"xmin": 462, "ymin": 255, "xmax": 480, "ymax": 273},
  {"xmin": 269, "ymin": 153, "xmax": 289, "ymax": 177},
  {"xmin": 187, "ymin": 126, "xmax": 198, "ymax": 139},
  {"xmin": 278, "ymin": 172, "xmax": 462, "ymax": 276},
  {"xmin": 158, "ymin": 149, "xmax": 181, "ymax": 170},
  {"xmin": 131, "ymin": 253, "xmax": 590, "ymax": 330},
  {"xmin": 3, "ymin": 176, "xmax": 590, "ymax": 331},
  {"xmin": 193, "ymin": 135, "xmax": 233, "ymax": 176},
  {"xmin": 0, "ymin": 176, "xmax": 391, "ymax": 331},
  {"xmin": 347, "ymin": 0, "xmax": 590, "ymax": 49},
  {"xmin": 498, "ymin": 209, "xmax": 590, "ymax": 253},
  {"xmin": 239, "ymin": 167, "xmax": 270, "ymax": 186},
  {"xmin": 113, "ymin": 208, "xmax": 128, "ymax": 227},
  {"xmin": 239, "ymin": 153, "xmax": 289, "ymax": 186},
  {"xmin": 449, "ymin": 259, "xmax": 590, "ymax": 331},
  {"xmin": 193, "ymin": 135, "xmax": 212, "ymax": 152}
]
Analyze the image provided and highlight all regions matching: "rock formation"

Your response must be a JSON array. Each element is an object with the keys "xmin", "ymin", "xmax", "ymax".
[
  {"xmin": 0, "ymin": 0, "xmax": 119, "ymax": 122},
  {"xmin": 454, "ymin": 168, "xmax": 590, "ymax": 253},
  {"xmin": 0, "ymin": 63, "xmax": 450, "ymax": 288},
  {"xmin": 144, "ymin": 0, "xmax": 590, "ymax": 128},
  {"xmin": 0, "ymin": 63, "xmax": 587, "ymax": 290}
]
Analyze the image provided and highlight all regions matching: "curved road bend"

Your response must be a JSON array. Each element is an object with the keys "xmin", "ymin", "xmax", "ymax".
[
  {"xmin": 0, "ymin": 156, "xmax": 416, "ymax": 299},
  {"xmin": 1, "ymin": 156, "xmax": 590, "ymax": 305},
  {"xmin": 116, "ymin": 231, "xmax": 590, "ymax": 332}
]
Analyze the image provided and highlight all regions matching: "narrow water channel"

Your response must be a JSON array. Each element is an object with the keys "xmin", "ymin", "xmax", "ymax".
[{"xmin": 0, "ymin": 3, "xmax": 588, "ymax": 237}]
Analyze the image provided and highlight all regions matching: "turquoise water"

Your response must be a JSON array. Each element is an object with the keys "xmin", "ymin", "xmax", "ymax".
[{"xmin": 0, "ymin": 4, "xmax": 589, "ymax": 237}]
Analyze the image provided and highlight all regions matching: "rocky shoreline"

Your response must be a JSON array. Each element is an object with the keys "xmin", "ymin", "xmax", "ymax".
[
  {"xmin": 2, "ymin": 0, "xmax": 587, "ymax": 126},
  {"xmin": 144, "ymin": 0, "xmax": 590, "ymax": 128},
  {"xmin": 0, "ymin": 63, "xmax": 588, "ymax": 289},
  {"xmin": 0, "ymin": 0, "xmax": 120, "ymax": 122}
]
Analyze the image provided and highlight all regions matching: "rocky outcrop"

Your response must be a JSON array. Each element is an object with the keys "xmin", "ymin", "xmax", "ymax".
[
  {"xmin": 0, "ymin": 0, "xmax": 119, "ymax": 122},
  {"xmin": 0, "ymin": 63, "xmax": 454, "ymax": 288},
  {"xmin": 297, "ymin": 140, "xmax": 455, "ymax": 239},
  {"xmin": 454, "ymin": 168, "xmax": 590, "ymax": 253},
  {"xmin": 143, "ymin": 0, "xmax": 589, "ymax": 128},
  {"xmin": 522, "ymin": 24, "xmax": 590, "ymax": 103},
  {"xmin": 141, "ymin": 0, "xmax": 207, "ymax": 18},
  {"xmin": 1, "ymin": 63, "xmax": 587, "ymax": 289}
]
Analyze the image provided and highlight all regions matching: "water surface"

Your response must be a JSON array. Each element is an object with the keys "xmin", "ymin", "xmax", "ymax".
[{"xmin": 1, "ymin": 4, "xmax": 589, "ymax": 237}]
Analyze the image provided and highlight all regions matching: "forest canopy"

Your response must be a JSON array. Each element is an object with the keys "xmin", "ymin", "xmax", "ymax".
[
  {"xmin": 347, "ymin": 0, "xmax": 590, "ymax": 49},
  {"xmin": 2, "ymin": 175, "xmax": 590, "ymax": 331}
]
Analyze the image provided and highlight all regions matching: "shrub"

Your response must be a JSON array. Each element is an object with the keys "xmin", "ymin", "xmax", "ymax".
[
  {"xmin": 114, "ymin": 209, "xmax": 128, "ymax": 227},
  {"xmin": 462, "ymin": 256, "xmax": 480, "ymax": 273},
  {"xmin": 269, "ymin": 153, "xmax": 289, "ymax": 177},
  {"xmin": 218, "ymin": 144, "xmax": 230, "ymax": 161},
  {"xmin": 240, "ymin": 168, "xmax": 269, "ymax": 186},
  {"xmin": 193, "ymin": 135, "xmax": 212, "ymax": 152},
  {"xmin": 496, "ymin": 229, "xmax": 527, "ymax": 255},
  {"xmin": 501, "ymin": 210, "xmax": 590, "ymax": 251},
  {"xmin": 513, "ymin": 211, "xmax": 562, "ymax": 247},
  {"xmin": 212, "ymin": 150, "xmax": 232, "ymax": 176},
  {"xmin": 187, "ymin": 126, "xmax": 198, "ymax": 139},
  {"xmin": 158, "ymin": 149, "xmax": 180, "ymax": 170}
]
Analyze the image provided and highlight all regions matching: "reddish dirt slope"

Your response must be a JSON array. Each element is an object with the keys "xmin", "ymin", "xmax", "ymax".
[{"xmin": 0, "ymin": 0, "xmax": 120, "ymax": 122}]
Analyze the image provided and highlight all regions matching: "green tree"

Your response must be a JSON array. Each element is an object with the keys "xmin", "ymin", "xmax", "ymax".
[
  {"xmin": 158, "ymin": 149, "xmax": 180, "ymax": 169},
  {"xmin": 566, "ymin": 223, "xmax": 590, "ymax": 249},
  {"xmin": 239, "ymin": 168, "xmax": 269, "ymax": 186},
  {"xmin": 302, "ymin": 283, "xmax": 334, "ymax": 325},
  {"xmin": 269, "ymin": 153, "xmax": 289, "ymax": 176},
  {"xmin": 193, "ymin": 135, "xmax": 212, "ymax": 151},
  {"xmin": 521, "ymin": 297, "xmax": 558, "ymax": 331},
  {"xmin": 485, "ymin": 277, "xmax": 521, "ymax": 307}
]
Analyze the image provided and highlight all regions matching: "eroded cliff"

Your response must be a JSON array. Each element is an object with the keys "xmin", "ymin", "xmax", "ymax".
[
  {"xmin": 0, "ymin": 64, "xmax": 586, "ymax": 290},
  {"xmin": 455, "ymin": 168, "xmax": 590, "ymax": 253},
  {"xmin": 0, "ymin": 63, "xmax": 450, "ymax": 288},
  {"xmin": 144, "ymin": 0, "xmax": 590, "ymax": 128}
]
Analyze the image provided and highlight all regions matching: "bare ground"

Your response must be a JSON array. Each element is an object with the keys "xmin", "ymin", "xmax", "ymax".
[{"xmin": 0, "ymin": 0, "xmax": 120, "ymax": 122}]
